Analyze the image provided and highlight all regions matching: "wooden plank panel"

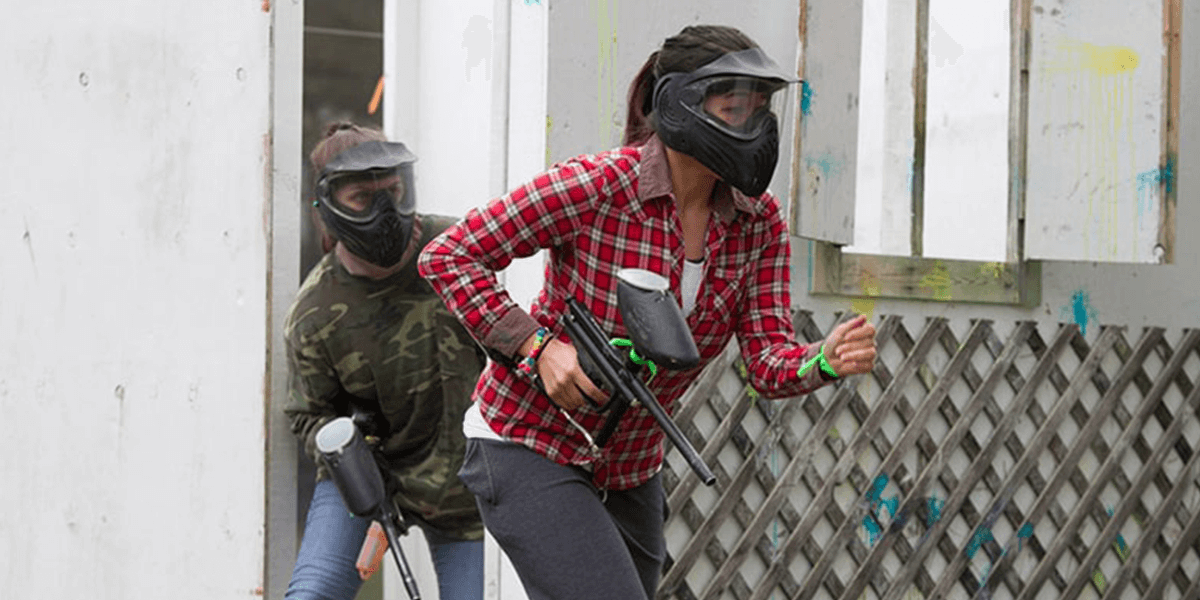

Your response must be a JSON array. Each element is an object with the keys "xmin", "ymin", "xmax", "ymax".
[
  {"xmin": 921, "ymin": 326, "xmax": 1120, "ymax": 598},
  {"xmin": 931, "ymin": 326, "xmax": 1118, "ymax": 597},
  {"xmin": 659, "ymin": 318, "xmax": 1198, "ymax": 600},
  {"xmin": 824, "ymin": 321, "xmax": 992, "ymax": 600},
  {"xmin": 688, "ymin": 316, "xmax": 904, "ymax": 600},
  {"xmin": 1025, "ymin": 0, "xmax": 1168, "ymax": 262},
  {"xmin": 732, "ymin": 319, "xmax": 948, "ymax": 600},
  {"xmin": 1099, "ymin": 426, "xmax": 1200, "ymax": 598},
  {"xmin": 811, "ymin": 242, "xmax": 1041, "ymax": 306},
  {"xmin": 879, "ymin": 323, "xmax": 1078, "ymax": 600},
  {"xmin": 793, "ymin": 0, "xmax": 863, "ymax": 244},
  {"xmin": 659, "ymin": 389, "xmax": 806, "ymax": 596},
  {"xmin": 1012, "ymin": 329, "xmax": 1200, "ymax": 599},
  {"xmin": 1058, "ymin": 380, "xmax": 1200, "ymax": 598},
  {"xmin": 974, "ymin": 327, "xmax": 1165, "ymax": 597}
]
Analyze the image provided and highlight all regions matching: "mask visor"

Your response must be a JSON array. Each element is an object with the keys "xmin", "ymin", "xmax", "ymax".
[
  {"xmin": 325, "ymin": 167, "xmax": 411, "ymax": 223},
  {"xmin": 688, "ymin": 76, "xmax": 790, "ymax": 140}
]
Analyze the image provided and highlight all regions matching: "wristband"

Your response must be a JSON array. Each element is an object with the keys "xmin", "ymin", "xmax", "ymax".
[
  {"xmin": 797, "ymin": 345, "xmax": 840, "ymax": 380},
  {"xmin": 517, "ymin": 327, "xmax": 550, "ymax": 377}
]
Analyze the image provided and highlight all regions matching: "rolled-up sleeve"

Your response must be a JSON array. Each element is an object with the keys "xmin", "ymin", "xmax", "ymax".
[{"xmin": 418, "ymin": 159, "xmax": 604, "ymax": 358}]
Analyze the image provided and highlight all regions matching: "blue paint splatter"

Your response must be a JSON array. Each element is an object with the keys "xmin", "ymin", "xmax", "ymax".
[
  {"xmin": 524, "ymin": 0, "xmax": 541, "ymax": 4},
  {"xmin": 805, "ymin": 153, "xmax": 843, "ymax": 180},
  {"xmin": 863, "ymin": 514, "xmax": 884, "ymax": 545},
  {"xmin": 965, "ymin": 526, "xmax": 996, "ymax": 559},
  {"xmin": 926, "ymin": 496, "xmax": 945, "ymax": 528},
  {"xmin": 1059, "ymin": 290, "xmax": 1098, "ymax": 337},
  {"xmin": 800, "ymin": 81, "xmax": 814, "ymax": 116},
  {"xmin": 1135, "ymin": 157, "xmax": 1175, "ymax": 224},
  {"xmin": 1106, "ymin": 507, "xmax": 1131, "ymax": 560},
  {"xmin": 862, "ymin": 475, "xmax": 899, "ymax": 545}
]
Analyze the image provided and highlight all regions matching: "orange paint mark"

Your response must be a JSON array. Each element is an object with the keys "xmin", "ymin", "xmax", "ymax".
[
  {"xmin": 368, "ymin": 75, "xmax": 385, "ymax": 115},
  {"xmin": 261, "ymin": 0, "xmax": 270, "ymax": 12}
]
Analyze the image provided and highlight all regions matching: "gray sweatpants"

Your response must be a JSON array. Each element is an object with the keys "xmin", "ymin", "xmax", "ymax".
[{"xmin": 458, "ymin": 438, "xmax": 667, "ymax": 600}]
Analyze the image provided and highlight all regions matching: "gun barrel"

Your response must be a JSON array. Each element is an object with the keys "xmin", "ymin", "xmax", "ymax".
[
  {"xmin": 380, "ymin": 505, "xmax": 422, "ymax": 600},
  {"xmin": 565, "ymin": 300, "xmax": 716, "ymax": 486},
  {"xmin": 622, "ymin": 371, "xmax": 716, "ymax": 486}
]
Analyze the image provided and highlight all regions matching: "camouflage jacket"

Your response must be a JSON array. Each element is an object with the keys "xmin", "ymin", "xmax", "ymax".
[{"xmin": 284, "ymin": 214, "xmax": 485, "ymax": 540}]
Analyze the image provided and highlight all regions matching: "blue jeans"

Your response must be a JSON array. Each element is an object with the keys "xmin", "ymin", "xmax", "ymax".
[{"xmin": 285, "ymin": 479, "xmax": 484, "ymax": 600}]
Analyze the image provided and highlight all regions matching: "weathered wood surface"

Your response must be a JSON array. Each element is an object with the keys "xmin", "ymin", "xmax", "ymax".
[{"xmin": 660, "ymin": 315, "xmax": 1200, "ymax": 599}]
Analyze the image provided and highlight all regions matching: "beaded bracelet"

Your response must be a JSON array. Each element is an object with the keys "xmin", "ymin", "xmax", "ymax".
[
  {"xmin": 517, "ymin": 327, "xmax": 550, "ymax": 377},
  {"xmin": 797, "ymin": 345, "xmax": 840, "ymax": 380}
]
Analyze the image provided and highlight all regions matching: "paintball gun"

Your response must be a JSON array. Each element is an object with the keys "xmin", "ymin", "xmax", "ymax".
[
  {"xmin": 315, "ymin": 415, "xmax": 422, "ymax": 600},
  {"xmin": 564, "ymin": 268, "xmax": 717, "ymax": 486}
]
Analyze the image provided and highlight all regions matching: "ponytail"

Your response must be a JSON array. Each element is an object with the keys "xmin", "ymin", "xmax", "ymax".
[{"xmin": 622, "ymin": 50, "xmax": 660, "ymax": 147}]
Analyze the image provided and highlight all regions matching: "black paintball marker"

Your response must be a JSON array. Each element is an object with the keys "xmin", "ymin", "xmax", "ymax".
[
  {"xmin": 563, "ymin": 268, "xmax": 717, "ymax": 486},
  {"xmin": 315, "ymin": 415, "xmax": 422, "ymax": 600}
]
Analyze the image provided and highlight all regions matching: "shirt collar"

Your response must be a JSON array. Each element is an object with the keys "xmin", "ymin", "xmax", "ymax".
[{"xmin": 636, "ymin": 134, "xmax": 763, "ymax": 224}]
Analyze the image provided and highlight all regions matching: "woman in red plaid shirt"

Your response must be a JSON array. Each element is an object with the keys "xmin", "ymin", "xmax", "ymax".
[{"xmin": 419, "ymin": 24, "xmax": 877, "ymax": 600}]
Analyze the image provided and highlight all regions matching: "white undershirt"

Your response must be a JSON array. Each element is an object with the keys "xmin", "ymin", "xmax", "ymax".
[
  {"xmin": 463, "ymin": 258, "xmax": 707, "ymax": 441},
  {"xmin": 681, "ymin": 258, "xmax": 704, "ymax": 317}
]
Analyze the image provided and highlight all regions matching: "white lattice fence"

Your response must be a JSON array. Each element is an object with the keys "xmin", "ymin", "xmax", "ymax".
[{"xmin": 660, "ymin": 312, "xmax": 1200, "ymax": 600}]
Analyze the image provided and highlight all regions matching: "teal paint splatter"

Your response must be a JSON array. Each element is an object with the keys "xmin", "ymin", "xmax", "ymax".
[
  {"xmin": 800, "ymin": 81, "xmax": 814, "ymax": 116},
  {"xmin": 1136, "ymin": 162, "xmax": 1172, "ymax": 221},
  {"xmin": 1106, "ymin": 507, "xmax": 1131, "ymax": 560},
  {"xmin": 1060, "ymin": 290, "xmax": 1098, "ymax": 337},
  {"xmin": 965, "ymin": 526, "xmax": 995, "ymax": 559},
  {"xmin": 863, "ymin": 513, "xmax": 884, "ymax": 545},
  {"xmin": 862, "ymin": 475, "xmax": 900, "ymax": 545},
  {"xmin": 1018, "ymin": 523, "xmax": 1033, "ymax": 539},
  {"xmin": 805, "ymin": 153, "xmax": 843, "ymax": 180},
  {"xmin": 926, "ymin": 496, "xmax": 945, "ymax": 528}
]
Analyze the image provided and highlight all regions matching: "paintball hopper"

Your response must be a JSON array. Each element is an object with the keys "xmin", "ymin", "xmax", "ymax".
[
  {"xmin": 316, "ymin": 417, "xmax": 387, "ymax": 517},
  {"xmin": 615, "ymin": 269, "xmax": 700, "ymax": 370}
]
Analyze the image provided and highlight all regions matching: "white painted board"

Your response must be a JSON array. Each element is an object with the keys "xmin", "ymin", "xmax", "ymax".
[
  {"xmin": 0, "ymin": 1, "xmax": 271, "ymax": 598},
  {"xmin": 1026, "ymin": 0, "xmax": 1168, "ymax": 263},
  {"xmin": 795, "ymin": 0, "xmax": 864, "ymax": 245}
]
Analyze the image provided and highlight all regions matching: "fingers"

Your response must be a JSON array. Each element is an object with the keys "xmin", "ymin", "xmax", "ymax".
[
  {"xmin": 825, "ymin": 315, "xmax": 878, "ymax": 377},
  {"xmin": 536, "ymin": 339, "xmax": 609, "ymax": 411}
]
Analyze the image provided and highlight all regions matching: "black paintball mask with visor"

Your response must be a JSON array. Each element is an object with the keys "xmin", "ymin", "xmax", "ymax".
[
  {"xmin": 315, "ymin": 141, "xmax": 417, "ymax": 268},
  {"xmin": 653, "ymin": 47, "xmax": 800, "ymax": 197}
]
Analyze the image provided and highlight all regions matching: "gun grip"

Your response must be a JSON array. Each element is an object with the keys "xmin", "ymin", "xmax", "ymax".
[{"xmin": 575, "ymin": 346, "xmax": 610, "ymax": 409}]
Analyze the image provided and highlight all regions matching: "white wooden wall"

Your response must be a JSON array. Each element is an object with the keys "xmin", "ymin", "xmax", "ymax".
[
  {"xmin": 382, "ymin": 1, "xmax": 547, "ymax": 598},
  {"xmin": 0, "ymin": 1, "xmax": 277, "ymax": 598},
  {"xmin": 1026, "ymin": 0, "xmax": 1169, "ymax": 263}
]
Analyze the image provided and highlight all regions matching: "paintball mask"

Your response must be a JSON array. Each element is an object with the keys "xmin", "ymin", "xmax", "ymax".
[
  {"xmin": 653, "ymin": 47, "xmax": 799, "ymax": 197},
  {"xmin": 315, "ymin": 141, "xmax": 418, "ymax": 268}
]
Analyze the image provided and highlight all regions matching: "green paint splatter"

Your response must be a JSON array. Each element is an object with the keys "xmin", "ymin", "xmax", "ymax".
[{"xmin": 919, "ymin": 261, "xmax": 953, "ymax": 301}]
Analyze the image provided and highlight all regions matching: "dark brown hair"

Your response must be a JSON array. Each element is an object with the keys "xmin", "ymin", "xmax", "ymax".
[{"xmin": 622, "ymin": 25, "xmax": 759, "ymax": 146}]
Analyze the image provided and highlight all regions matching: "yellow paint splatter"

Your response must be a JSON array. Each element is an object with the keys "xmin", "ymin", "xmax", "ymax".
[
  {"xmin": 978, "ymin": 262, "xmax": 1005, "ymax": 280},
  {"xmin": 919, "ymin": 261, "xmax": 953, "ymax": 301},
  {"xmin": 594, "ymin": 0, "xmax": 620, "ymax": 148},
  {"xmin": 851, "ymin": 270, "xmax": 880, "ymax": 319},
  {"xmin": 1042, "ymin": 38, "xmax": 1141, "ymax": 258},
  {"xmin": 545, "ymin": 115, "xmax": 553, "ymax": 167},
  {"xmin": 1064, "ymin": 41, "xmax": 1139, "ymax": 76}
]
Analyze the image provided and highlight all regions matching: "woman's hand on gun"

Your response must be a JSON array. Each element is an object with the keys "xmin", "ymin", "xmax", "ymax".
[{"xmin": 531, "ymin": 338, "xmax": 609, "ymax": 411}]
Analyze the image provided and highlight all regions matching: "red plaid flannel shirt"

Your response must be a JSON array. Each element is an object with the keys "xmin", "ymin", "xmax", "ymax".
[{"xmin": 418, "ymin": 135, "xmax": 828, "ymax": 490}]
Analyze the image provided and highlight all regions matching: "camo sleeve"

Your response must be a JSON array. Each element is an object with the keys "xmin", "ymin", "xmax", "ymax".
[{"xmin": 282, "ymin": 305, "xmax": 345, "ymax": 468}]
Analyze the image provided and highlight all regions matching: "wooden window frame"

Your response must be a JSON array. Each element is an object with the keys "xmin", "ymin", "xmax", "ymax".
[{"xmin": 799, "ymin": 0, "xmax": 1180, "ymax": 307}]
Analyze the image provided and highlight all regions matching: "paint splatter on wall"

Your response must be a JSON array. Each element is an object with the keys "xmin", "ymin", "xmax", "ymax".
[
  {"xmin": 1043, "ymin": 39, "xmax": 1140, "ymax": 258},
  {"xmin": 1060, "ymin": 289, "xmax": 1099, "ymax": 337},
  {"xmin": 594, "ymin": 0, "xmax": 619, "ymax": 148},
  {"xmin": 1026, "ymin": 0, "xmax": 1170, "ymax": 264}
]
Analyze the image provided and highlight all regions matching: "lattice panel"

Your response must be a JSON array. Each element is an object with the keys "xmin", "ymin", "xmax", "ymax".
[{"xmin": 659, "ymin": 313, "xmax": 1200, "ymax": 600}]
